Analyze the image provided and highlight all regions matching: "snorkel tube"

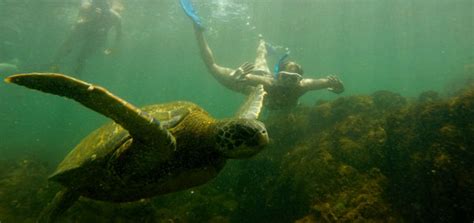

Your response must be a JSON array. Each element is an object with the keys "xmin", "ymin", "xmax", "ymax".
[
  {"xmin": 273, "ymin": 52, "xmax": 290, "ymax": 79},
  {"xmin": 180, "ymin": 0, "xmax": 205, "ymax": 30}
]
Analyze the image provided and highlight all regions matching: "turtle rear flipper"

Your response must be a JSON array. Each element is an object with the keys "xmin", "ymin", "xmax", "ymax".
[
  {"xmin": 37, "ymin": 189, "xmax": 79, "ymax": 223},
  {"xmin": 5, "ymin": 73, "xmax": 176, "ymax": 154},
  {"xmin": 235, "ymin": 84, "xmax": 266, "ymax": 119}
]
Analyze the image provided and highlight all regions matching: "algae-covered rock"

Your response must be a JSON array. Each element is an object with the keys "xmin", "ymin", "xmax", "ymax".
[
  {"xmin": 275, "ymin": 140, "xmax": 395, "ymax": 222},
  {"xmin": 382, "ymin": 87, "xmax": 474, "ymax": 222},
  {"xmin": 1, "ymin": 87, "xmax": 473, "ymax": 223},
  {"xmin": 0, "ymin": 157, "xmax": 56, "ymax": 223},
  {"xmin": 372, "ymin": 90, "xmax": 407, "ymax": 111}
]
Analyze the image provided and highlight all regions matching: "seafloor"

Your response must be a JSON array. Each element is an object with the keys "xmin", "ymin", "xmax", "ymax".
[{"xmin": 1, "ymin": 85, "xmax": 473, "ymax": 223}]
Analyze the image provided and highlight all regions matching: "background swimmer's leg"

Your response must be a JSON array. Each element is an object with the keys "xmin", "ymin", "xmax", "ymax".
[
  {"xmin": 74, "ymin": 39, "xmax": 101, "ymax": 76},
  {"xmin": 254, "ymin": 38, "xmax": 270, "ymax": 75},
  {"xmin": 52, "ymin": 37, "xmax": 74, "ymax": 66}
]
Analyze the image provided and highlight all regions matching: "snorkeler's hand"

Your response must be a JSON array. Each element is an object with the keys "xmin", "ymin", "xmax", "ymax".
[
  {"xmin": 104, "ymin": 48, "xmax": 113, "ymax": 55},
  {"xmin": 104, "ymin": 48, "xmax": 120, "ymax": 56},
  {"xmin": 231, "ymin": 62, "xmax": 255, "ymax": 81},
  {"xmin": 326, "ymin": 75, "xmax": 344, "ymax": 94}
]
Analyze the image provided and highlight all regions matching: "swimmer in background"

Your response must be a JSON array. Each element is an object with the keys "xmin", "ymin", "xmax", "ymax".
[
  {"xmin": 180, "ymin": 0, "xmax": 344, "ymax": 110},
  {"xmin": 51, "ymin": 0, "xmax": 122, "ymax": 75}
]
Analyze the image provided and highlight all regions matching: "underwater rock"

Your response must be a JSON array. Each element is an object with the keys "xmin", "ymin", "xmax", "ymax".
[
  {"xmin": 276, "ymin": 140, "xmax": 396, "ymax": 222},
  {"xmin": 60, "ymin": 198, "xmax": 160, "ymax": 223},
  {"xmin": 309, "ymin": 96, "xmax": 377, "ymax": 131},
  {"xmin": 418, "ymin": 90, "xmax": 440, "ymax": 103},
  {"xmin": 2, "ymin": 87, "xmax": 473, "ymax": 223},
  {"xmin": 255, "ymin": 88, "xmax": 473, "ymax": 222},
  {"xmin": 294, "ymin": 214, "xmax": 317, "ymax": 223},
  {"xmin": 0, "ymin": 157, "xmax": 56, "ymax": 223},
  {"xmin": 309, "ymin": 96, "xmax": 388, "ymax": 171},
  {"xmin": 372, "ymin": 90, "xmax": 407, "ymax": 111},
  {"xmin": 382, "ymin": 87, "xmax": 474, "ymax": 222}
]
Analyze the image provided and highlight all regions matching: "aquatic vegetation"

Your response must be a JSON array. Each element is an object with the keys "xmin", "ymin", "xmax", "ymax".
[
  {"xmin": 1, "ymin": 87, "xmax": 473, "ymax": 222},
  {"xmin": 261, "ymin": 96, "xmax": 397, "ymax": 222},
  {"xmin": 233, "ymin": 87, "xmax": 473, "ymax": 222},
  {"xmin": 383, "ymin": 88, "xmax": 474, "ymax": 222},
  {"xmin": 0, "ymin": 157, "xmax": 56, "ymax": 223}
]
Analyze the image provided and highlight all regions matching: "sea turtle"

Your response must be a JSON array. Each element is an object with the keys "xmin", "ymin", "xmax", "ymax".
[{"xmin": 4, "ymin": 73, "xmax": 269, "ymax": 222}]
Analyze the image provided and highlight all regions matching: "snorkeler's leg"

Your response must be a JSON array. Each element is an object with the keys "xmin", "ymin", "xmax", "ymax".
[
  {"xmin": 193, "ymin": 24, "xmax": 234, "ymax": 76},
  {"xmin": 52, "ymin": 25, "xmax": 86, "ymax": 65},
  {"xmin": 181, "ymin": 0, "xmax": 233, "ymax": 77},
  {"xmin": 254, "ymin": 37, "xmax": 271, "ymax": 75},
  {"xmin": 50, "ymin": 27, "xmax": 84, "ymax": 72},
  {"xmin": 180, "ymin": 0, "xmax": 204, "ymax": 30},
  {"xmin": 182, "ymin": 1, "xmax": 251, "ymax": 93},
  {"xmin": 73, "ymin": 49, "xmax": 90, "ymax": 76},
  {"xmin": 74, "ymin": 46, "xmax": 89, "ymax": 75},
  {"xmin": 51, "ymin": 37, "xmax": 74, "ymax": 68},
  {"xmin": 74, "ymin": 59, "xmax": 86, "ymax": 76},
  {"xmin": 74, "ymin": 37, "xmax": 103, "ymax": 76}
]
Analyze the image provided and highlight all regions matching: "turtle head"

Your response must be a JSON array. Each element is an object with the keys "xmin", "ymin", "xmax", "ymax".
[{"xmin": 215, "ymin": 119, "xmax": 269, "ymax": 159}]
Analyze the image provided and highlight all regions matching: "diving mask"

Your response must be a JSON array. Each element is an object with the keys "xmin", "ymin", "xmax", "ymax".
[{"xmin": 276, "ymin": 71, "xmax": 302, "ymax": 85}]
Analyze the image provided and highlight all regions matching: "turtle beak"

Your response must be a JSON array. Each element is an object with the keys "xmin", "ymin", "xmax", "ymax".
[{"xmin": 258, "ymin": 130, "xmax": 270, "ymax": 146}]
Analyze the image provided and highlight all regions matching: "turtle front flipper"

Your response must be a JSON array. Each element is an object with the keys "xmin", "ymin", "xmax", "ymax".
[
  {"xmin": 5, "ymin": 73, "xmax": 176, "ymax": 155},
  {"xmin": 235, "ymin": 84, "xmax": 267, "ymax": 119}
]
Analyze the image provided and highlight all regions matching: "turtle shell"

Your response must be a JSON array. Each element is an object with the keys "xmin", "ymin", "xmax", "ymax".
[{"xmin": 49, "ymin": 101, "xmax": 206, "ymax": 184}]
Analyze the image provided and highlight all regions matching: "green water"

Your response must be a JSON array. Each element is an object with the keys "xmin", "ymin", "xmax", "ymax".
[
  {"xmin": 1, "ymin": 0, "xmax": 473, "ymax": 159},
  {"xmin": 0, "ymin": 0, "xmax": 473, "ymax": 222}
]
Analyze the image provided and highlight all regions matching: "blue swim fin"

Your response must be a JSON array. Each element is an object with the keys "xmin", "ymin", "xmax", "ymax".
[
  {"xmin": 180, "ymin": 0, "xmax": 204, "ymax": 30},
  {"xmin": 265, "ymin": 42, "xmax": 278, "ymax": 56}
]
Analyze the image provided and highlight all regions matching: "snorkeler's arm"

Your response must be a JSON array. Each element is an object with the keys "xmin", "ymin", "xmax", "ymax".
[
  {"xmin": 242, "ymin": 74, "xmax": 274, "ymax": 88},
  {"xmin": 193, "ymin": 24, "xmax": 234, "ymax": 77},
  {"xmin": 300, "ymin": 75, "xmax": 344, "ymax": 94}
]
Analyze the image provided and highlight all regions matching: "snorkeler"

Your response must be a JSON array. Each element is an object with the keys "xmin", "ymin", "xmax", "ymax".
[
  {"xmin": 51, "ymin": 0, "xmax": 122, "ymax": 75},
  {"xmin": 180, "ymin": 0, "xmax": 344, "ymax": 110}
]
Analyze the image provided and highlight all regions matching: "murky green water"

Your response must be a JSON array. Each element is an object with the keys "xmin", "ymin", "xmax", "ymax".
[{"xmin": 0, "ymin": 0, "xmax": 473, "ymax": 222}]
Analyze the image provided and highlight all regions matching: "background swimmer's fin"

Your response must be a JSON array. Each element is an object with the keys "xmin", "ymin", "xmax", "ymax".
[
  {"xmin": 236, "ymin": 85, "xmax": 266, "ymax": 120},
  {"xmin": 180, "ymin": 0, "xmax": 204, "ymax": 30}
]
